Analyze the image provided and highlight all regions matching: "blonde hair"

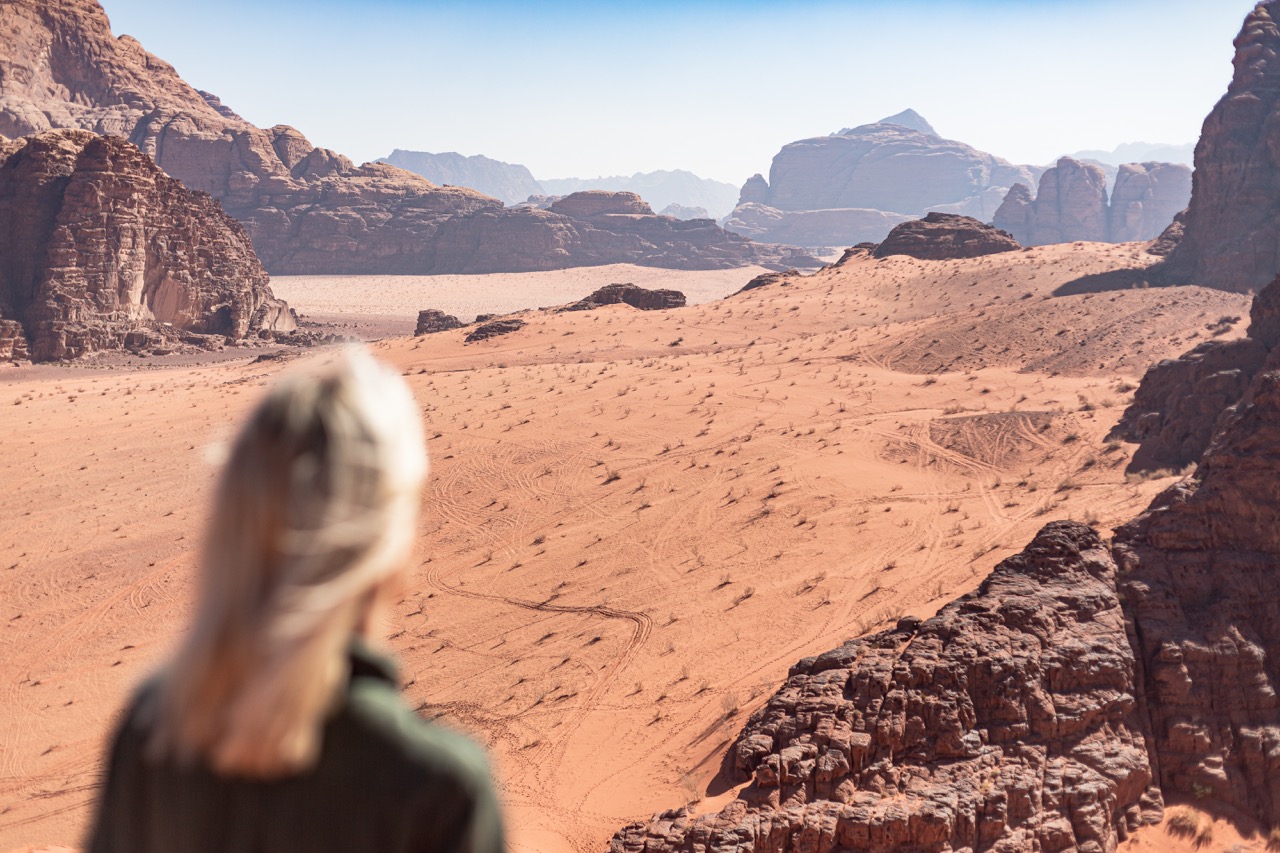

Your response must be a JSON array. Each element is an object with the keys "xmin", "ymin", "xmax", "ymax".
[{"xmin": 147, "ymin": 347, "xmax": 427, "ymax": 777}]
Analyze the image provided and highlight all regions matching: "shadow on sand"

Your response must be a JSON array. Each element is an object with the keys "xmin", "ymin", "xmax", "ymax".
[{"xmin": 1052, "ymin": 268, "xmax": 1158, "ymax": 296}]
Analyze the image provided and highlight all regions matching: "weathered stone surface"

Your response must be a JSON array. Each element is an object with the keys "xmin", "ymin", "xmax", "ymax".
[
  {"xmin": 1108, "ymin": 163, "xmax": 1192, "ymax": 243},
  {"xmin": 464, "ymin": 318, "xmax": 525, "ymax": 343},
  {"xmin": 549, "ymin": 191, "xmax": 654, "ymax": 218},
  {"xmin": 612, "ymin": 522, "xmax": 1160, "ymax": 853},
  {"xmin": 1154, "ymin": 1, "xmax": 1280, "ymax": 292},
  {"xmin": 1146, "ymin": 210, "xmax": 1186, "ymax": 257},
  {"xmin": 658, "ymin": 203, "xmax": 710, "ymax": 221},
  {"xmin": 414, "ymin": 309, "xmax": 463, "ymax": 335},
  {"xmin": 0, "ymin": 0, "xmax": 803, "ymax": 275},
  {"xmin": 994, "ymin": 158, "xmax": 1109, "ymax": 245},
  {"xmin": 733, "ymin": 271, "xmax": 796, "ymax": 296},
  {"xmin": 0, "ymin": 129, "xmax": 293, "ymax": 361},
  {"xmin": 562, "ymin": 283, "xmax": 686, "ymax": 312},
  {"xmin": 872, "ymin": 212, "xmax": 1020, "ymax": 260},
  {"xmin": 995, "ymin": 159, "xmax": 1189, "ymax": 247},
  {"xmin": 0, "ymin": 318, "xmax": 30, "ymax": 361}
]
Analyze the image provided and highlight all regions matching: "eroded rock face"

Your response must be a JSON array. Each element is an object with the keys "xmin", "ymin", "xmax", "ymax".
[
  {"xmin": 0, "ymin": 0, "xmax": 802, "ymax": 275},
  {"xmin": 1155, "ymin": 1, "xmax": 1280, "ymax": 292},
  {"xmin": 562, "ymin": 283, "xmax": 686, "ymax": 312},
  {"xmin": 414, "ymin": 309, "xmax": 463, "ymax": 335},
  {"xmin": 872, "ymin": 212, "xmax": 1020, "ymax": 260},
  {"xmin": 0, "ymin": 129, "xmax": 293, "ymax": 361},
  {"xmin": 549, "ymin": 191, "xmax": 654, "ymax": 219},
  {"xmin": 612, "ymin": 522, "xmax": 1160, "ymax": 853},
  {"xmin": 994, "ymin": 159, "xmax": 1190, "ymax": 247}
]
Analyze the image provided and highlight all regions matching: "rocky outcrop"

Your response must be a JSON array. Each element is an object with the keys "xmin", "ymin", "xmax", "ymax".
[
  {"xmin": 1153, "ymin": 1, "xmax": 1280, "ymax": 292},
  {"xmin": 0, "ymin": 0, "xmax": 796, "ymax": 275},
  {"xmin": 723, "ymin": 116, "xmax": 1038, "ymax": 248},
  {"xmin": 613, "ymin": 522, "xmax": 1161, "ymax": 853},
  {"xmin": 539, "ymin": 171, "xmax": 740, "ymax": 220},
  {"xmin": 872, "ymin": 212, "xmax": 1020, "ymax": 260},
  {"xmin": 562, "ymin": 283, "xmax": 686, "ymax": 312},
  {"xmin": 733, "ymin": 271, "xmax": 795, "ymax": 296},
  {"xmin": 994, "ymin": 159, "xmax": 1190, "ymax": 247},
  {"xmin": 1112, "ymin": 272, "xmax": 1280, "ymax": 472},
  {"xmin": 414, "ymin": 309, "xmax": 463, "ymax": 335},
  {"xmin": 464, "ymin": 318, "xmax": 525, "ymax": 343},
  {"xmin": 0, "ymin": 129, "xmax": 293, "ymax": 361},
  {"xmin": 549, "ymin": 191, "xmax": 653, "ymax": 218},
  {"xmin": 379, "ymin": 149, "xmax": 543, "ymax": 206}
]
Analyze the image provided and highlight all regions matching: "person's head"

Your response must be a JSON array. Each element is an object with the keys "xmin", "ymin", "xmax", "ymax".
[{"xmin": 148, "ymin": 347, "xmax": 427, "ymax": 777}]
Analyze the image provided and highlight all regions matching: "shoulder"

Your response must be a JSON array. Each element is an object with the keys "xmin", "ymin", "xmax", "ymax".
[{"xmin": 341, "ymin": 675, "xmax": 493, "ymax": 790}]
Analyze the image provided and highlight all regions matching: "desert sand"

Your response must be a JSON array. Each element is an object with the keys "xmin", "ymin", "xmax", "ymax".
[{"xmin": 0, "ymin": 246, "xmax": 1264, "ymax": 852}]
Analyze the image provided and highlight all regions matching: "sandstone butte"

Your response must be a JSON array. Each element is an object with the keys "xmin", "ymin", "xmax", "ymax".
[
  {"xmin": 871, "ymin": 213, "xmax": 1021, "ymax": 261},
  {"xmin": 0, "ymin": 129, "xmax": 294, "ymax": 362},
  {"xmin": 992, "ymin": 158, "xmax": 1191, "ymax": 247},
  {"xmin": 0, "ymin": 0, "xmax": 810, "ymax": 276}
]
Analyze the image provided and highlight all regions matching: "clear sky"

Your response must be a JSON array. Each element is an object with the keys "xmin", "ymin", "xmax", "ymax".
[{"xmin": 98, "ymin": 0, "xmax": 1256, "ymax": 186}]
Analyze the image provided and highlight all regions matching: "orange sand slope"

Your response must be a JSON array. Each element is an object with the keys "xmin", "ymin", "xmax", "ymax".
[{"xmin": 0, "ymin": 244, "xmax": 1255, "ymax": 853}]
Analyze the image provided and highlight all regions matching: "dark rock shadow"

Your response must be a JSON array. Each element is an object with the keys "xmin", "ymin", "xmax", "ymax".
[{"xmin": 1052, "ymin": 268, "xmax": 1157, "ymax": 296}]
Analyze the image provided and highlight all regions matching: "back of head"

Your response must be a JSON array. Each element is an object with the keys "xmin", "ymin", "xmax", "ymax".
[{"xmin": 148, "ymin": 347, "xmax": 427, "ymax": 777}]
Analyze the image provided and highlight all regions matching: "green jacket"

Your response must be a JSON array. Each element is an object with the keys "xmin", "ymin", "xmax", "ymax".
[{"xmin": 87, "ymin": 641, "xmax": 504, "ymax": 853}]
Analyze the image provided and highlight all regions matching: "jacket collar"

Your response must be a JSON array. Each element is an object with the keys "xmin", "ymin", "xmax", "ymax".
[{"xmin": 348, "ymin": 636, "xmax": 399, "ymax": 687}]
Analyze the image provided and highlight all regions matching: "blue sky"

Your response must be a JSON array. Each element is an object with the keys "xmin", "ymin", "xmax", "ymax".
[{"xmin": 98, "ymin": 0, "xmax": 1256, "ymax": 185}]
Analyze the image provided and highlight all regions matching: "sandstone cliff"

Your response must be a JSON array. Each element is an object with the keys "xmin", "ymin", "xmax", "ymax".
[
  {"xmin": 993, "ymin": 158, "xmax": 1191, "ymax": 247},
  {"xmin": 0, "ymin": 0, "xmax": 796, "ymax": 274},
  {"xmin": 0, "ymin": 129, "xmax": 293, "ymax": 361},
  {"xmin": 722, "ymin": 116, "xmax": 1038, "ymax": 248}
]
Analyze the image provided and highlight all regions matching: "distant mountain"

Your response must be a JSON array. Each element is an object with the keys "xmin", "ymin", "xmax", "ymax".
[
  {"xmin": 538, "ymin": 171, "xmax": 740, "ymax": 220},
  {"xmin": 1069, "ymin": 141, "xmax": 1195, "ymax": 166},
  {"xmin": 843, "ymin": 108, "xmax": 937, "ymax": 136},
  {"xmin": 380, "ymin": 150, "xmax": 543, "ymax": 205}
]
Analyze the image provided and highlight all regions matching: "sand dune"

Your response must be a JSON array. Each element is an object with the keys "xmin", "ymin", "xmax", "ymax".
[{"xmin": 0, "ymin": 246, "xmax": 1255, "ymax": 852}]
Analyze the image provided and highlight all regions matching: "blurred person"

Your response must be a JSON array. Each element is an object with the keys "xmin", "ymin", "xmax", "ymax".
[{"xmin": 87, "ymin": 347, "xmax": 503, "ymax": 853}]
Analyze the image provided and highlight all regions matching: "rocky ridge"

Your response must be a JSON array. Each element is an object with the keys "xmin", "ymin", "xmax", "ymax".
[
  {"xmin": 0, "ymin": 0, "xmax": 802, "ymax": 275},
  {"xmin": 872, "ymin": 213, "xmax": 1021, "ymax": 260},
  {"xmin": 0, "ymin": 129, "xmax": 293, "ymax": 361},
  {"xmin": 379, "ymin": 149, "xmax": 543, "ymax": 205},
  {"xmin": 993, "ymin": 158, "xmax": 1191, "ymax": 247},
  {"xmin": 561, "ymin": 283, "xmax": 686, "ymax": 312}
]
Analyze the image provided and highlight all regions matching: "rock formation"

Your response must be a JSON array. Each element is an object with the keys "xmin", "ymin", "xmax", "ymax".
[
  {"xmin": 658, "ymin": 203, "xmax": 710, "ymax": 221},
  {"xmin": 548, "ymin": 191, "xmax": 654, "ymax": 218},
  {"xmin": 613, "ymin": 522, "xmax": 1161, "ymax": 853},
  {"xmin": 539, "ymin": 170, "xmax": 740, "ymax": 220},
  {"xmin": 993, "ymin": 159, "xmax": 1191, "ymax": 247},
  {"xmin": 415, "ymin": 309, "xmax": 464, "ymax": 335},
  {"xmin": 0, "ymin": 0, "xmax": 798, "ymax": 275},
  {"xmin": 722, "ymin": 115, "xmax": 1039, "ymax": 248},
  {"xmin": 872, "ymin": 212, "xmax": 1020, "ymax": 260},
  {"xmin": 0, "ymin": 129, "xmax": 294, "ymax": 361},
  {"xmin": 379, "ymin": 150, "xmax": 543, "ymax": 205},
  {"xmin": 464, "ymin": 318, "xmax": 525, "ymax": 343},
  {"xmin": 1153, "ymin": 1, "xmax": 1280, "ymax": 292},
  {"xmin": 561, "ymin": 283, "xmax": 686, "ymax": 312}
]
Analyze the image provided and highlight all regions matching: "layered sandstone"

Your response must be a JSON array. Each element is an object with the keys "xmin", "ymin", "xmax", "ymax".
[
  {"xmin": 872, "ymin": 212, "xmax": 1020, "ymax": 260},
  {"xmin": 613, "ymin": 522, "xmax": 1160, "ymax": 853},
  {"xmin": 0, "ymin": 0, "xmax": 799, "ymax": 274},
  {"xmin": 1155, "ymin": 0, "xmax": 1280, "ymax": 292},
  {"xmin": 994, "ymin": 159, "xmax": 1190, "ymax": 247},
  {"xmin": 0, "ymin": 129, "xmax": 293, "ymax": 361}
]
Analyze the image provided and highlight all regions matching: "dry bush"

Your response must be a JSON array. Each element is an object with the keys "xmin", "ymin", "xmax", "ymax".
[{"xmin": 1165, "ymin": 807, "xmax": 1198, "ymax": 838}]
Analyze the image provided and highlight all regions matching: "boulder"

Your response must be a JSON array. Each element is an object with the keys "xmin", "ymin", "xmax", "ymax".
[
  {"xmin": 0, "ymin": 129, "xmax": 293, "ymax": 361},
  {"xmin": 872, "ymin": 212, "xmax": 1020, "ymax": 260},
  {"xmin": 414, "ymin": 309, "xmax": 463, "ymax": 335}
]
